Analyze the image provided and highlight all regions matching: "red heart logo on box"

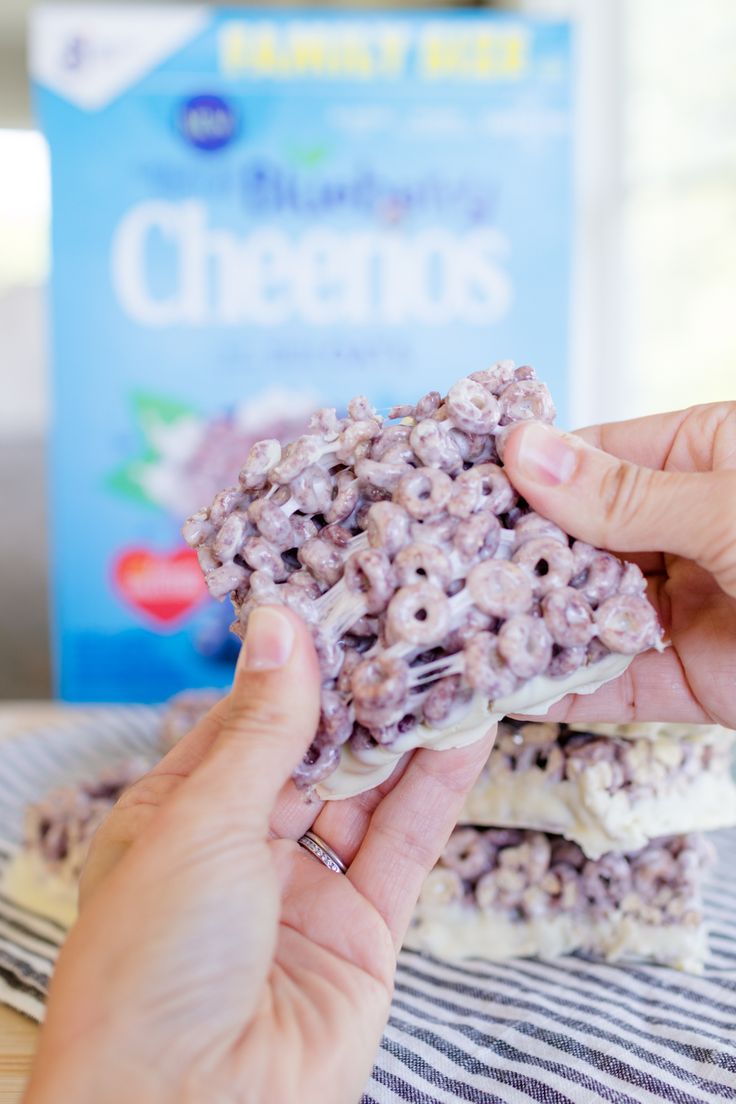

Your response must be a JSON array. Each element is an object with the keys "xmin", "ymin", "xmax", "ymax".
[{"xmin": 113, "ymin": 547, "xmax": 208, "ymax": 626}]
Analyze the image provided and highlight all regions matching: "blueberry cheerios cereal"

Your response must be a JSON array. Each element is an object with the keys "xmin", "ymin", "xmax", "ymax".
[
  {"xmin": 407, "ymin": 828, "xmax": 714, "ymax": 972},
  {"xmin": 461, "ymin": 720, "xmax": 736, "ymax": 859},
  {"xmin": 184, "ymin": 365, "xmax": 664, "ymax": 799},
  {"xmin": 2, "ymin": 760, "xmax": 149, "ymax": 927}
]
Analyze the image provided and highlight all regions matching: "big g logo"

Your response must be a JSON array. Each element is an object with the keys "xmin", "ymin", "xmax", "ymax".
[{"xmin": 177, "ymin": 94, "xmax": 238, "ymax": 152}]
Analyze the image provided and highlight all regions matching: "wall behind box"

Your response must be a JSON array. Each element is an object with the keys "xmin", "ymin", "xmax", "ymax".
[{"xmin": 31, "ymin": 7, "xmax": 573, "ymax": 701}]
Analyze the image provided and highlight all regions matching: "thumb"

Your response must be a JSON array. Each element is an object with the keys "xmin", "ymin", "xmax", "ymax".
[
  {"xmin": 187, "ymin": 605, "xmax": 321, "ymax": 833},
  {"xmin": 503, "ymin": 421, "xmax": 736, "ymax": 596}
]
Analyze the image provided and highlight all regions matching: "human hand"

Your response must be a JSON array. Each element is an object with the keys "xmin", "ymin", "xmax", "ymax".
[
  {"xmin": 502, "ymin": 402, "xmax": 736, "ymax": 729},
  {"xmin": 24, "ymin": 607, "xmax": 494, "ymax": 1104}
]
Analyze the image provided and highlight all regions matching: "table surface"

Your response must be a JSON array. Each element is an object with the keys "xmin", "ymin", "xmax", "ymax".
[
  {"xmin": 0, "ymin": 1007, "xmax": 36, "ymax": 1104},
  {"xmin": 0, "ymin": 703, "xmax": 94, "ymax": 1103}
]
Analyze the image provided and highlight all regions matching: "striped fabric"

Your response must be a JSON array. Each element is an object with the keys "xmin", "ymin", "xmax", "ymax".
[
  {"xmin": 0, "ymin": 706, "xmax": 163, "ymax": 1019},
  {"xmin": 0, "ymin": 712, "xmax": 734, "ymax": 1102}
]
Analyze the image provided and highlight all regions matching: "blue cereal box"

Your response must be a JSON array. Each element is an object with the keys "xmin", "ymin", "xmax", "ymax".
[{"xmin": 31, "ymin": 7, "xmax": 573, "ymax": 701}]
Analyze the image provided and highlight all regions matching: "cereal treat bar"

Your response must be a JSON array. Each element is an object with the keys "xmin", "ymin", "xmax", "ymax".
[
  {"xmin": 407, "ymin": 829, "xmax": 714, "ymax": 972},
  {"xmin": 462, "ymin": 721, "xmax": 736, "ymax": 859},
  {"xmin": 2, "ymin": 760, "xmax": 148, "ymax": 927},
  {"xmin": 159, "ymin": 688, "xmax": 224, "ymax": 753},
  {"xmin": 184, "ymin": 364, "xmax": 663, "ymax": 799}
]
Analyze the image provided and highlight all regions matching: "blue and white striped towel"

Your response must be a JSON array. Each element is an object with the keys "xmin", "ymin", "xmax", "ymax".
[{"xmin": 0, "ymin": 710, "xmax": 734, "ymax": 1102}]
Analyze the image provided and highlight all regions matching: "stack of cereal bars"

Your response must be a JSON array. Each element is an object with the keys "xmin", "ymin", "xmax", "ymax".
[{"xmin": 407, "ymin": 720, "xmax": 736, "ymax": 971}]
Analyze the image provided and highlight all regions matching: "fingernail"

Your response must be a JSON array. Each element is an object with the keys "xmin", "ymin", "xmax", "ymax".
[
  {"xmin": 513, "ymin": 422, "xmax": 577, "ymax": 486},
  {"xmin": 239, "ymin": 606, "xmax": 295, "ymax": 672}
]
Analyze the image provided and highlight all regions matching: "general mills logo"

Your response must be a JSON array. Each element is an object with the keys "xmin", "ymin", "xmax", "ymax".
[
  {"xmin": 62, "ymin": 35, "xmax": 88, "ymax": 71},
  {"xmin": 177, "ymin": 94, "xmax": 238, "ymax": 152},
  {"xmin": 61, "ymin": 34, "xmax": 116, "ymax": 73}
]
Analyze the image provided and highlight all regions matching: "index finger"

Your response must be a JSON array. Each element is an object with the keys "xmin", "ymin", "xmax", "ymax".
[
  {"xmin": 510, "ymin": 648, "xmax": 710, "ymax": 727},
  {"xmin": 148, "ymin": 693, "xmax": 232, "ymax": 779},
  {"xmin": 575, "ymin": 402, "xmax": 736, "ymax": 473},
  {"xmin": 346, "ymin": 728, "xmax": 496, "ymax": 949}
]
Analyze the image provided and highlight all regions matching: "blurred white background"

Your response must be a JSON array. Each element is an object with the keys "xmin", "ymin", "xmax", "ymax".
[{"xmin": 0, "ymin": 0, "xmax": 734, "ymax": 695}]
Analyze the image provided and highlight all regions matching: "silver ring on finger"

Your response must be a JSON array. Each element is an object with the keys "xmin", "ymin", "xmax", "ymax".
[{"xmin": 297, "ymin": 830, "xmax": 347, "ymax": 875}]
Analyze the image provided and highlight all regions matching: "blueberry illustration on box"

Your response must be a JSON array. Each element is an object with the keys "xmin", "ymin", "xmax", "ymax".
[
  {"xmin": 31, "ymin": 8, "xmax": 573, "ymax": 701},
  {"xmin": 108, "ymin": 390, "xmax": 315, "ymax": 665}
]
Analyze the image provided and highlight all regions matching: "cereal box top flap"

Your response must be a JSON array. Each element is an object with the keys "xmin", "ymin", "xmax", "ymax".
[{"xmin": 30, "ymin": 4, "xmax": 210, "ymax": 111}]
